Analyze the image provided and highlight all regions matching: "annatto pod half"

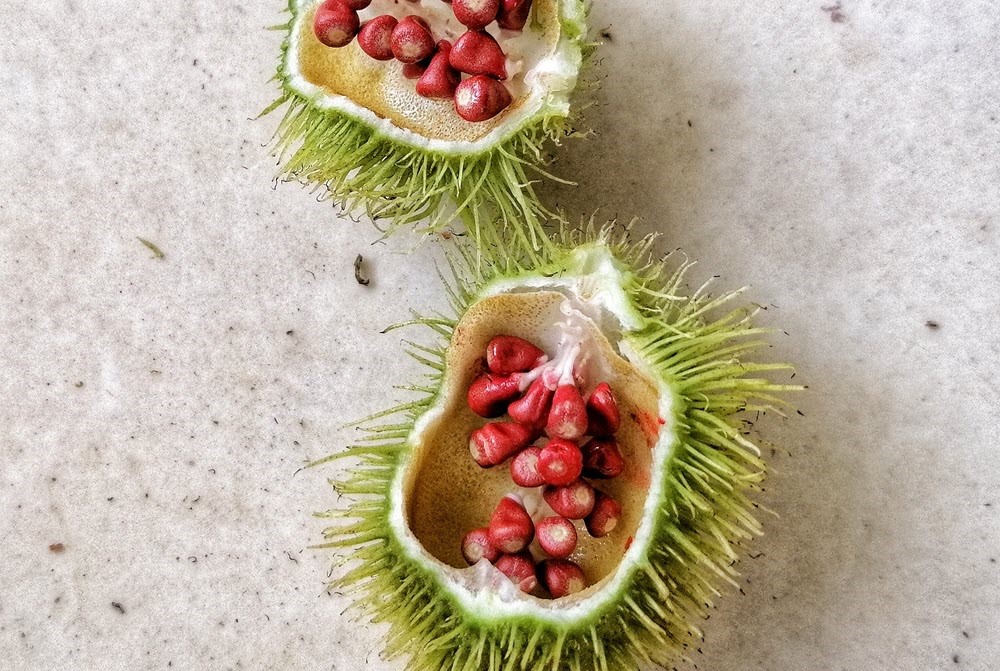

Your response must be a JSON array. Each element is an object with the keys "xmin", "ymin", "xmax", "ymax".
[
  {"xmin": 312, "ymin": 223, "xmax": 800, "ymax": 670},
  {"xmin": 265, "ymin": 0, "xmax": 588, "ymax": 240}
]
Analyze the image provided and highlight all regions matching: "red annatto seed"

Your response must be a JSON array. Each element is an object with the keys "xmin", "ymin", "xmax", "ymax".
[
  {"xmin": 454, "ymin": 75, "xmax": 512, "ymax": 122},
  {"xmin": 581, "ymin": 437, "xmax": 625, "ymax": 479},
  {"xmin": 537, "ymin": 438, "xmax": 583, "ymax": 486},
  {"xmin": 536, "ymin": 516, "xmax": 577, "ymax": 559},
  {"xmin": 402, "ymin": 60, "xmax": 429, "ymax": 79},
  {"xmin": 585, "ymin": 490, "xmax": 622, "ymax": 538},
  {"xmin": 507, "ymin": 377, "xmax": 553, "ymax": 429},
  {"xmin": 586, "ymin": 382, "xmax": 621, "ymax": 436},
  {"xmin": 467, "ymin": 372, "xmax": 521, "ymax": 417},
  {"xmin": 487, "ymin": 494, "xmax": 535, "ymax": 553},
  {"xmin": 313, "ymin": 0, "xmax": 361, "ymax": 48},
  {"xmin": 452, "ymin": 0, "xmax": 501, "ymax": 30},
  {"xmin": 391, "ymin": 16, "xmax": 436, "ymax": 64},
  {"xmin": 542, "ymin": 480, "xmax": 595, "ymax": 519},
  {"xmin": 495, "ymin": 552, "xmax": 537, "ymax": 593},
  {"xmin": 357, "ymin": 15, "xmax": 398, "ymax": 61},
  {"xmin": 340, "ymin": 0, "xmax": 371, "ymax": 9},
  {"xmin": 416, "ymin": 41, "xmax": 461, "ymax": 99},
  {"xmin": 540, "ymin": 559, "xmax": 586, "ymax": 598},
  {"xmin": 486, "ymin": 335, "xmax": 545, "ymax": 376},
  {"xmin": 545, "ymin": 383, "xmax": 588, "ymax": 441},
  {"xmin": 496, "ymin": 0, "xmax": 532, "ymax": 31},
  {"xmin": 449, "ymin": 30, "xmax": 508, "ymax": 80},
  {"xmin": 469, "ymin": 421, "xmax": 536, "ymax": 467},
  {"xmin": 509, "ymin": 446, "xmax": 545, "ymax": 487},
  {"xmin": 461, "ymin": 527, "xmax": 499, "ymax": 565}
]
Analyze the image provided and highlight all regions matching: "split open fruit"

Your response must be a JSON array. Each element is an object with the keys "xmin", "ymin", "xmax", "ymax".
[
  {"xmin": 316, "ymin": 226, "xmax": 797, "ymax": 670},
  {"xmin": 267, "ymin": 0, "xmax": 588, "ymax": 236}
]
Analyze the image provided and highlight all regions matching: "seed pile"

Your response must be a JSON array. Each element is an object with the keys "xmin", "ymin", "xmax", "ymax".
[
  {"xmin": 313, "ymin": 0, "xmax": 532, "ymax": 122},
  {"xmin": 460, "ymin": 335, "xmax": 626, "ymax": 599}
]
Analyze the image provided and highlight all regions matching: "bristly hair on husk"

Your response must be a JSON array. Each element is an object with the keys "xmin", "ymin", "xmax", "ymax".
[
  {"xmin": 309, "ymin": 221, "xmax": 800, "ymax": 671},
  {"xmin": 263, "ymin": 0, "xmax": 594, "ymax": 247}
]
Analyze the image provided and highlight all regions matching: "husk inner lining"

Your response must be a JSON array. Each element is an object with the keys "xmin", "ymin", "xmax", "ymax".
[
  {"xmin": 403, "ymin": 291, "xmax": 661, "ymax": 597},
  {"xmin": 295, "ymin": 0, "xmax": 562, "ymax": 142}
]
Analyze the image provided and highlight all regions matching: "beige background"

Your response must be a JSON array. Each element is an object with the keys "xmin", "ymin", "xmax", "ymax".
[{"xmin": 2, "ymin": 1, "xmax": 998, "ymax": 669}]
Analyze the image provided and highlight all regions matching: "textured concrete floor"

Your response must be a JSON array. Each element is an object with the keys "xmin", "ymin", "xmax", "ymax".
[{"xmin": 2, "ymin": 0, "xmax": 999, "ymax": 669}]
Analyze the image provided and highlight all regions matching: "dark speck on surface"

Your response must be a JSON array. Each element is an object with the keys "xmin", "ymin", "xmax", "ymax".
[
  {"xmin": 354, "ymin": 254, "xmax": 370, "ymax": 286},
  {"xmin": 48, "ymin": 543, "xmax": 65, "ymax": 553},
  {"xmin": 822, "ymin": 2, "xmax": 846, "ymax": 22},
  {"xmin": 112, "ymin": 602, "xmax": 126, "ymax": 615},
  {"xmin": 926, "ymin": 320, "xmax": 940, "ymax": 329}
]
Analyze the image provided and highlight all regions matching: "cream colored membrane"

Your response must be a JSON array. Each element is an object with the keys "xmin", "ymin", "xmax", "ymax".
[
  {"xmin": 404, "ymin": 291, "xmax": 660, "ymax": 594},
  {"xmin": 294, "ymin": 0, "xmax": 561, "ymax": 143}
]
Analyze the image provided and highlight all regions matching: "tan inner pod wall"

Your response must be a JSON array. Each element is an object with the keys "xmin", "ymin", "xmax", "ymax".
[
  {"xmin": 405, "ymin": 291, "xmax": 662, "ymax": 591},
  {"xmin": 296, "ymin": 0, "xmax": 561, "ymax": 143}
]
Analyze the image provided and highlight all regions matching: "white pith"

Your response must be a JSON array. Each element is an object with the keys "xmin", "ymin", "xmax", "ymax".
[
  {"xmin": 388, "ymin": 247, "xmax": 679, "ymax": 623},
  {"xmin": 285, "ymin": 0, "xmax": 584, "ymax": 155}
]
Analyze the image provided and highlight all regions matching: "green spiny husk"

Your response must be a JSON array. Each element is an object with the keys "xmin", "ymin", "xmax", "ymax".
[
  {"xmin": 265, "ymin": 0, "xmax": 593, "ymax": 245},
  {"xmin": 312, "ymin": 222, "xmax": 799, "ymax": 670}
]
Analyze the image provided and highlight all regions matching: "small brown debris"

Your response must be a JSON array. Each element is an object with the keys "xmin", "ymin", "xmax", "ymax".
[
  {"xmin": 354, "ymin": 254, "xmax": 370, "ymax": 286},
  {"xmin": 137, "ymin": 237, "xmax": 165, "ymax": 259},
  {"xmin": 821, "ymin": 2, "xmax": 846, "ymax": 22},
  {"xmin": 49, "ymin": 543, "xmax": 65, "ymax": 553},
  {"xmin": 112, "ymin": 602, "xmax": 126, "ymax": 615},
  {"xmin": 926, "ymin": 320, "xmax": 940, "ymax": 329}
]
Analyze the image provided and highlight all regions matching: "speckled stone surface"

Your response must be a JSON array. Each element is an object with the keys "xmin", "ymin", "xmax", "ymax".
[{"xmin": 2, "ymin": 1, "xmax": 998, "ymax": 669}]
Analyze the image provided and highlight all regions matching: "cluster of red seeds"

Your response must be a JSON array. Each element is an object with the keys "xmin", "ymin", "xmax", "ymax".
[
  {"xmin": 459, "ymin": 335, "xmax": 626, "ymax": 599},
  {"xmin": 313, "ymin": 0, "xmax": 532, "ymax": 122}
]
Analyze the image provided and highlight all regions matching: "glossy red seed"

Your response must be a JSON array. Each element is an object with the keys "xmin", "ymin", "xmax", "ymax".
[
  {"xmin": 467, "ymin": 372, "xmax": 521, "ymax": 417},
  {"xmin": 449, "ymin": 30, "xmax": 508, "ymax": 80},
  {"xmin": 581, "ymin": 437, "xmax": 625, "ymax": 479},
  {"xmin": 507, "ymin": 377, "xmax": 553, "ymax": 429},
  {"xmin": 486, "ymin": 335, "xmax": 545, "ymax": 376},
  {"xmin": 357, "ymin": 15, "xmax": 398, "ymax": 60},
  {"xmin": 536, "ymin": 516, "xmax": 577, "ymax": 559},
  {"xmin": 454, "ymin": 75, "xmax": 512, "ymax": 122},
  {"xmin": 488, "ymin": 495, "xmax": 534, "ymax": 553},
  {"xmin": 586, "ymin": 382, "xmax": 621, "ymax": 436},
  {"xmin": 540, "ymin": 559, "xmax": 585, "ymax": 598},
  {"xmin": 340, "ymin": 0, "xmax": 371, "ymax": 8},
  {"xmin": 538, "ymin": 438, "xmax": 583, "ymax": 486},
  {"xmin": 495, "ymin": 552, "xmax": 537, "ymax": 593},
  {"xmin": 509, "ymin": 446, "xmax": 545, "ymax": 487},
  {"xmin": 542, "ymin": 480, "xmax": 595, "ymax": 519},
  {"xmin": 402, "ymin": 60, "xmax": 429, "ymax": 79},
  {"xmin": 391, "ymin": 16, "xmax": 436, "ymax": 63},
  {"xmin": 496, "ymin": 0, "xmax": 532, "ymax": 31},
  {"xmin": 545, "ymin": 383, "xmax": 588, "ymax": 440},
  {"xmin": 585, "ymin": 490, "xmax": 622, "ymax": 538},
  {"xmin": 313, "ymin": 0, "xmax": 360, "ymax": 48},
  {"xmin": 469, "ymin": 422, "xmax": 536, "ymax": 467},
  {"xmin": 461, "ymin": 527, "xmax": 499, "ymax": 565},
  {"xmin": 452, "ymin": 0, "xmax": 501, "ymax": 30},
  {"xmin": 416, "ymin": 41, "xmax": 461, "ymax": 99}
]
